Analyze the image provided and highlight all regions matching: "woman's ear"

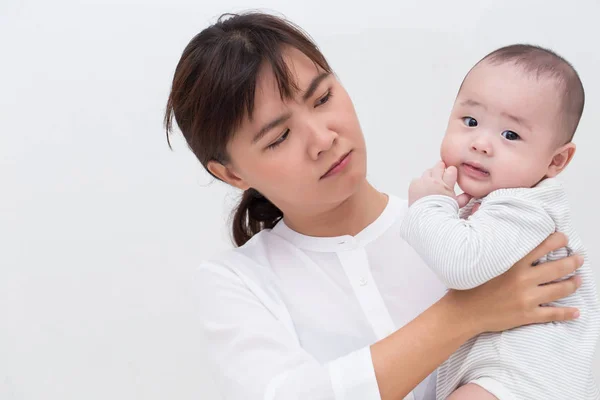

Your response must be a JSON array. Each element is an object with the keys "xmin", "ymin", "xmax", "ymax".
[
  {"xmin": 546, "ymin": 142, "xmax": 576, "ymax": 178},
  {"xmin": 207, "ymin": 160, "xmax": 250, "ymax": 191}
]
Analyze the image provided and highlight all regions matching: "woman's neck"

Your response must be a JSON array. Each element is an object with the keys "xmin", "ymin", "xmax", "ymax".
[{"xmin": 282, "ymin": 180, "xmax": 389, "ymax": 238}]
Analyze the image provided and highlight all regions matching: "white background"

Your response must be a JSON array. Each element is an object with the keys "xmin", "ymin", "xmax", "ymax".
[{"xmin": 2, "ymin": 0, "xmax": 599, "ymax": 398}]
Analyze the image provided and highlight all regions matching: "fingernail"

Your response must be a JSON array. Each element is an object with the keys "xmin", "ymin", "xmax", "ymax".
[
  {"xmin": 577, "ymin": 255, "xmax": 584, "ymax": 265},
  {"xmin": 575, "ymin": 276, "xmax": 583, "ymax": 287},
  {"xmin": 573, "ymin": 310, "xmax": 581, "ymax": 319}
]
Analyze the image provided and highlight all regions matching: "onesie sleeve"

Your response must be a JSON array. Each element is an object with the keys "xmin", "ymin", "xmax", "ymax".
[{"xmin": 399, "ymin": 193, "xmax": 556, "ymax": 290}]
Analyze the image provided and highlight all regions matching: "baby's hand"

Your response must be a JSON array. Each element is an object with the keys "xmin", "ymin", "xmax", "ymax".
[{"xmin": 408, "ymin": 161, "xmax": 471, "ymax": 207}]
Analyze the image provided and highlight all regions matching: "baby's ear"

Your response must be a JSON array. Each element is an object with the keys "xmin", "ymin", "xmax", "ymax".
[{"xmin": 546, "ymin": 142, "xmax": 576, "ymax": 178}]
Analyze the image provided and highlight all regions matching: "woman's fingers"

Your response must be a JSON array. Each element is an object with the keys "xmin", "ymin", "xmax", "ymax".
[
  {"xmin": 534, "ymin": 305, "xmax": 580, "ymax": 324},
  {"xmin": 521, "ymin": 232, "xmax": 568, "ymax": 266},
  {"xmin": 460, "ymin": 232, "xmax": 583, "ymax": 332},
  {"xmin": 536, "ymin": 275, "xmax": 581, "ymax": 305},
  {"xmin": 534, "ymin": 255, "xmax": 583, "ymax": 285}
]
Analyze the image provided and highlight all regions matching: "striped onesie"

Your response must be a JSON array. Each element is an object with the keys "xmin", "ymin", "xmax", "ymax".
[{"xmin": 400, "ymin": 177, "xmax": 600, "ymax": 400}]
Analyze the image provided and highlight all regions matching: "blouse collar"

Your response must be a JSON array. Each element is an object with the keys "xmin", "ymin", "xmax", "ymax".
[{"xmin": 270, "ymin": 194, "xmax": 405, "ymax": 252}]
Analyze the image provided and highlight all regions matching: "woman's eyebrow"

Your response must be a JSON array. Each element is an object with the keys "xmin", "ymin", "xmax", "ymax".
[
  {"xmin": 252, "ymin": 72, "xmax": 331, "ymax": 144},
  {"xmin": 252, "ymin": 112, "xmax": 292, "ymax": 144},
  {"xmin": 302, "ymin": 72, "xmax": 330, "ymax": 101}
]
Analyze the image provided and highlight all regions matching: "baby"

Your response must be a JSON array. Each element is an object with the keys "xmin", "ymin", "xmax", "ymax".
[{"xmin": 400, "ymin": 44, "xmax": 600, "ymax": 399}]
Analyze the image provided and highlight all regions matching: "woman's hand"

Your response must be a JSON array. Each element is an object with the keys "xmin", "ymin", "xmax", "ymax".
[
  {"xmin": 372, "ymin": 232, "xmax": 580, "ymax": 400},
  {"xmin": 446, "ymin": 232, "xmax": 583, "ymax": 336}
]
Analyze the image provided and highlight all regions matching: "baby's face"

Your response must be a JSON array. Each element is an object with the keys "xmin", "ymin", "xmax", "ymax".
[{"xmin": 441, "ymin": 61, "xmax": 564, "ymax": 198}]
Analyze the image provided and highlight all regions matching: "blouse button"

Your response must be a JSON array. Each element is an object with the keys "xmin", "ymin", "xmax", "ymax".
[{"xmin": 359, "ymin": 277, "xmax": 368, "ymax": 286}]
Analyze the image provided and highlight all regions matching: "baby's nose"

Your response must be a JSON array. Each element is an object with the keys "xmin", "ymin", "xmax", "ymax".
[{"xmin": 470, "ymin": 138, "xmax": 492, "ymax": 155}]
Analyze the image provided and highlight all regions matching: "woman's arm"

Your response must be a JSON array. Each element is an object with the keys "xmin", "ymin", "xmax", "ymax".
[
  {"xmin": 196, "ymin": 233, "xmax": 581, "ymax": 400},
  {"xmin": 372, "ymin": 293, "xmax": 474, "ymax": 400},
  {"xmin": 372, "ymin": 232, "xmax": 582, "ymax": 400},
  {"xmin": 195, "ymin": 259, "xmax": 379, "ymax": 400}
]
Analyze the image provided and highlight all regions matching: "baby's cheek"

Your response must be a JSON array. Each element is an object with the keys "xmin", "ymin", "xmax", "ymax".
[
  {"xmin": 494, "ymin": 159, "xmax": 540, "ymax": 189},
  {"xmin": 515, "ymin": 161, "xmax": 547, "ymax": 187},
  {"xmin": 440, "ymin": 135, "xmax": 460, "ymax": 167}
]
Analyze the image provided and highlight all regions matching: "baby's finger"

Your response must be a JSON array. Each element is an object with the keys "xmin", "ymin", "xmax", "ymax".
[
  {"xmin": 456, "ymin": 193, "xmax": 472, "ymax": 208},
  {"xmin": 442, "ymin": 166, "xmax": 458, "ymax": 188},
  {"xmin": 431, "ymin": 161, "xmax": 446, "ymax": 180}
]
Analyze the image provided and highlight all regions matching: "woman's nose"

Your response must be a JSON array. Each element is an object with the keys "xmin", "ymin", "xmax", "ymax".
[{"xmin": 308, "ymin": 124, "xmax": 338, "ymax": 160}]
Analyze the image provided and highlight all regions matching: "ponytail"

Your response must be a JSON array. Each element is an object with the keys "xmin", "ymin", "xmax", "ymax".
[{"xmin": 232, "ymin": 188, "xmax": 283, "ymax": 247}]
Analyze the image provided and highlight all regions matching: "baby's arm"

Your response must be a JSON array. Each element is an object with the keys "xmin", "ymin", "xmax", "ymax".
[{"xmin": 400, "ymin": 193, "xmax": 556, "ymax": 290}]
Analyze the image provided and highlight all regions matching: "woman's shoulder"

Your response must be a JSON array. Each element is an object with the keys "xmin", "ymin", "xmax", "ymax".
[
  {"xmin": 202, "ymin": 228, "xmax": 280, "ymax": 266},
  {"xmin": 196, "ymin": 230, "xmax": 290, "ymax": 314},
  {"xmin": 198, "ymin": 228, "xmax": 285, "ymax": 287}
]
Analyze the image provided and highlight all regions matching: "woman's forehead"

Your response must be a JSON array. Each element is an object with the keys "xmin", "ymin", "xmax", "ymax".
[
  {"xmin": 255, "ymin": 47, "xmax": 324, "ymax": 104},
  {"xmin": 245, "ymin": 48, "xmax": 326, "ymax": 126}
]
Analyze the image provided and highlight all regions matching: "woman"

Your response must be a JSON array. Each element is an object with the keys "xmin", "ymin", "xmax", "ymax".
[{"xmin": 164, "ymin": 12, "xmax": 583, "ymax": 400}]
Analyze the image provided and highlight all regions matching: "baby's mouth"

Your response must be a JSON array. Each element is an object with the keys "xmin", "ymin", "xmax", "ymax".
[{"xmin": 461, "ymin": 162, "xmax": 490, "ymax": 177}]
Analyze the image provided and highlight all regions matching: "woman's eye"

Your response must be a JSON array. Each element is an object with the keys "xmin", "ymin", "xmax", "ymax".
[
  {"xmin": 315, "ymin": 90, "xmax": 332, "ymax": 107},
  {"xmin": 462, "ymin": 117, "xmax": 478, "ymax": 127},
  {"xmin": 267, "ymin": 129, "xmax": 290, "ymax": 149},
  {"xmin": 501, "ymin": 130, "xmax": 521, "ymax": 141}
]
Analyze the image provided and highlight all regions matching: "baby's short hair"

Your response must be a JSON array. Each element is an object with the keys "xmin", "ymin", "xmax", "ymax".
[{"xmin": 469, "ymin": 44, "xmax": 585, "ymax": 143}]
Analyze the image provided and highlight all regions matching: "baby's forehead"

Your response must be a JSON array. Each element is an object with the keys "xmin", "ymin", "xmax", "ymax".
[
  {"xmin": 457, "ymin": 45, "xmax": 584, "ymax": 143},
  {"xmin": 458, "ymin": 62, "xmax": 566, "ymax": 138},
  {"xmin": 466, "ymin": 60, "xmax": 563, "ymax": 90},
  {"xmin": 461, "ymin": 62, "xmax": 561, "ymax": 105}
]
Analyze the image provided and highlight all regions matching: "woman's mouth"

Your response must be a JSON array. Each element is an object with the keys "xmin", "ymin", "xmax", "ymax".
[{"xmin": 321, "ymin": 151, "xmax": 352, "ymax": 179}]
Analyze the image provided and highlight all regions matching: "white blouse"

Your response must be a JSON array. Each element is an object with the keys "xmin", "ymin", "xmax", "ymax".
[{"xmin": 194, "ymin": 194, "xmax": 447, "ymax": 400}]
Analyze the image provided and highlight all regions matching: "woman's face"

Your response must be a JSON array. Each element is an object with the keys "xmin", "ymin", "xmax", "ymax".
[{"xmin": 214, "ymin": 47, "xmax": 368, "ymax": 215}]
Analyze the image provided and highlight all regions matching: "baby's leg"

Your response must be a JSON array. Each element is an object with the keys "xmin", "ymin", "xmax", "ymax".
[{"xmin": 446, "ymin": 383, "xmax": 498, "ymax": 400}]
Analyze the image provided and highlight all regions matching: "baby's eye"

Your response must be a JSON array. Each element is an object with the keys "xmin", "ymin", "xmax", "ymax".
[
  {"xmin": 462, "ymin": 117, "xmax": 478, "ymax": 127},
  {"xmin": 501, "ymin": 130, "xmax": 521, "ymax": 141}
]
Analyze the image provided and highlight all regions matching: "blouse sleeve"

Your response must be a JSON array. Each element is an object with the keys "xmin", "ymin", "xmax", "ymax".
[{"xmin": 193, "ymin": 261, "xmax": 382, "ymax": 400}]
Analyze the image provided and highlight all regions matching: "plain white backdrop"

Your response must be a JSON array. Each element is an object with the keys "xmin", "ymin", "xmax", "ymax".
[{"xmin": 2, "ymin": 0, "xmax": 599, "ymax": 398}]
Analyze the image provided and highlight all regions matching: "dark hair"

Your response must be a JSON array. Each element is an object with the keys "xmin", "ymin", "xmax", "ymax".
[
  {"xmin": 163, "ymin": 12, "xmax": 332, "ymax": 247},
  {"xmin": 466, "ymin": 44, "xmax": 585, "ymax": 143}
]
